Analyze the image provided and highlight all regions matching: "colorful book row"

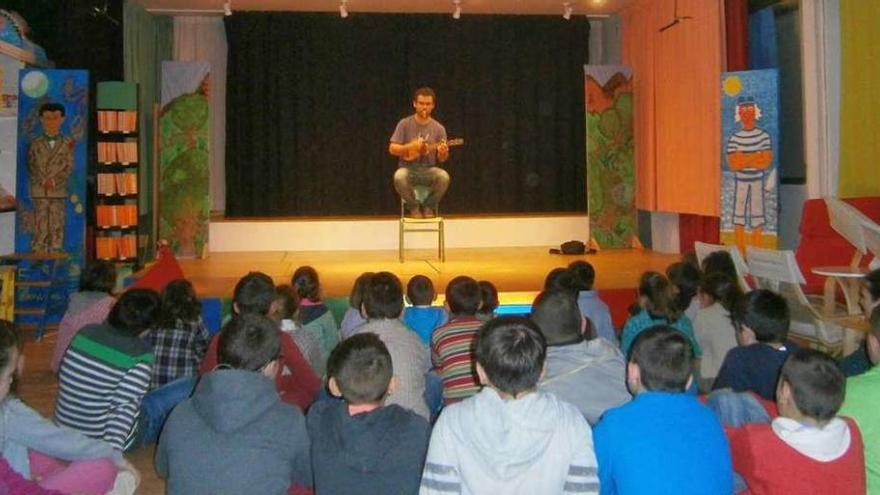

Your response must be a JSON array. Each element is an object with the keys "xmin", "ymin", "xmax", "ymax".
[
  {"xmin": 97, "ymin": 173, "xmax": 138, "ymax": 196},
  {"xmin": 95, "ymin": 234, "xmax": 137, "ymax": 260},
  {"xmin": 98, "ymin": 111, "xmax": 138, "ymax": 133},
  {"xmin": 96, "ymin": 204, "xmax": 138, "ymax": 227},
  {"xmin": 97, "ymin": 141, "xmax": 138, "ymax": 163}
]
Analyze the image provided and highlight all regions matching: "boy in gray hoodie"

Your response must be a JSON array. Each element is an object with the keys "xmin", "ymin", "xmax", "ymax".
[
  {"xmin": 156, "ymin": 314, "xmax": 311, "ymax": 495},
  {"xmin": 420, "ymin": 316, "xmax": 599, "ymax": 495}
]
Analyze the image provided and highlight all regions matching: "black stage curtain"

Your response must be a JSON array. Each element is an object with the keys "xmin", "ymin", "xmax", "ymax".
[{"xmin": 225, "ymin": 12, "xmax": 589, "ymax": 217}]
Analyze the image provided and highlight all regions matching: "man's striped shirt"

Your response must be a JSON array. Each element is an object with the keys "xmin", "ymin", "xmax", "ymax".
[
  {"xmin": 431, "ymin": 316, "xmax": 482, "ymax": 404},
  {"xmin": 55, "ymin": 323, "xmax": 154, "ymax": 450}
]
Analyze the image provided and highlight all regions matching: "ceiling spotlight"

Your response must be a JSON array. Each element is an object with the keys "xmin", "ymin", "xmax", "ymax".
[
  {"xmin": 452, "ymin": 0, "xmax": 461, "ymax": 19},
  {"xmin": 563, "ymin": 2, "xmax": 573, "ymax": 20},
  {"xmin": 339, "ymin": 0, "xmax": 349, "ymax": 18},
  {"xmin": 223, "ymin": 0, "xmax": 232, "ymax": 16}
]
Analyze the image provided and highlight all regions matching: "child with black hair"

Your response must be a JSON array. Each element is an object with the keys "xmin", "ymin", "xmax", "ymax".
[
  {"xmin": 476, "ymin": 280, "xmax": 499, "ymax": 322},
  {"xmin": 667, "ymin": 261, "xmax": 702, "ymax": 322},
  {"xmin": 702, "ymin": 250, "xmax": 741, "ymax": 285},
  {"xmin": 713, "ymin": 289, "xmax": 797, "ymax": 400},
  {"xmin": 432, "ymin": 276, "xmax": 483, "ymax": 405},
  {"xmin": 544, "ymin": 267, "xmax": 576, "ymax": 293},
  {"xmin": 145, "ymin": 279, "xmax": 211, "ymax": 389},
  {"xmin": 421, "ymin": 316, "xmax": 599, "ymax": 494},
  {"xmin": 694, "ymin": 273, "xmax": 743, "ymax": 392},
  {"xmin": 292, "ymin": 265, "xmax": 339, "ymax": 358},
  {"xmin": 569, "ymin": 261, "xmax": 616, "ymax": 345},
  {"xmin": 157, "ymin": 314, "xmax": 312, "ymax": 495},
  {"xmin": 839, "ymin": 268, "xmax": 880, "ymax": 376},
  {"xmin": 308, "ymin": 333, "xmax": 430, "ymax": 494},
  {"xmin": 594, "ymin": 326, "xmax": 733, "ymax": 494},
  {"xmin": 403, "ymin": 275, "xmax": 447, "ymax": 345},
  {"xmin": 273, "ymin": 284, "xmax": 324, "ymax": 377},
  {"xmin": 51, "ymin": 260, "xmax": 117, "ymax": 373},
  {"xmin": 0, "ymin": 320, "xmax": 138, "ymax": 495},
  {"xmin": 199, "ymin": 272, "xmax": 321, "ymax": 411},
  {"xmin": 340, "ymin": 272, "xmax": 374, "ymax": 339},
  {"xmin": 353, "ymin": 272, "xmax": 431, "ymax": 419},
  {"xmin": 620, "ymin": 271, "xmax": 701, "ymax": 360},
  {"xmin": 55, "ymin": 289, "xmax": 160, "ymax": 451},
  {"xmin": 729, "ymin": 348, "xmax": 865, "ymax": 494}
]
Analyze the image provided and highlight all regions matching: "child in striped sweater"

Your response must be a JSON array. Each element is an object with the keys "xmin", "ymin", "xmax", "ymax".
[{"xmin": 55, "ymin": 289, "xmax": 160, "ymax": 452}]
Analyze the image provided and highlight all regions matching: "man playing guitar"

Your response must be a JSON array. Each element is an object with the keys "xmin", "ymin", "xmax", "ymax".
[{"xmin": 389, "ymin": 87, "xmax": 450, "ymax": 218}]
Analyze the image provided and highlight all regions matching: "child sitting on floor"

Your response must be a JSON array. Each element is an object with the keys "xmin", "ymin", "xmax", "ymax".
[
  {"xmin": 1, "ymin": 320, "xmax": 138, "ymax": 495},
  {"xmin": 273, "ymin": 284, "xmax": 325, "ymax": 377},
  {"xmin": 694, "ymin": 273, "xmax": 742, "ymax": 393},
  {"xmin": 340, "ymin": 272, "xmax": 374, "ymax": 340},
  {"xmin": 403, "ymin": 275, "xmax": 447, "ymax": 346},
  {"xmin": 420, "ymin": 316, "xmax": 599, "ymax": 494},
  {"xmin": 293, "ymin": 265, "xmax": 340, "ymax": 358},
  {"xmin": 569, "ymin": 261, "xmax": 616, "ymax": 345},
  {"xmin": 476, "ymin": 280, "xmax": 499, "ymax": 322},
  {"xmin": 713, "ymin": 289, "xmax": 797, "ymax": 401},
  {"xmin": 728, "ymin": 348, "xmax": 865, "ymax": 494},
  {"xmin": 51, "ymin": 260, "xmax": 117, "ymax": 373},
  {"xmin": 308, "ymin": 333, "xmax": 430, "ymax": 494}
]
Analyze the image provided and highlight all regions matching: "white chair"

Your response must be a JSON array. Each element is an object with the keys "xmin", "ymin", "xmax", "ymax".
[
  {"xmin": 864, "ymin": 222, "xmax": 880, "ymax": 271},
  {"xmin": 825, "ymin": 197, "xmax": 872, "ymax": 268},
  {"xmin": 746, "ymin": 246, "xmax": 864, "ymax": 354},
  {"xmin": 399, "ymin": 190, "xmax": 445, "ymax": 263},
  {"xmin": 694, "ymin": 241, "xmax": 751, "ymax": 291}
]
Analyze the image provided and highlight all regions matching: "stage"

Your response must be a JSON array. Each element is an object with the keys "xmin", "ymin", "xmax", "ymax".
[{"xmin": 176, "ymin": 245, "xmax": 680, "ymax": 300}]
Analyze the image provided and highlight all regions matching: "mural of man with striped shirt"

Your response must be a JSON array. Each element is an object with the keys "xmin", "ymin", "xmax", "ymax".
[{"xmin": 726, "ymin": 96, "xmax": 775, "ymax": 253}]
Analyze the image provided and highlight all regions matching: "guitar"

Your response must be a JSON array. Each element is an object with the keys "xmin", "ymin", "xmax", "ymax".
[{"xmin": 403, "ymin": 138, "xmax": 464, "ymax": 161}]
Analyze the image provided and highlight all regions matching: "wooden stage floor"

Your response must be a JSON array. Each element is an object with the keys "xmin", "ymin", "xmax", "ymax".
[{"xmin": 177, "ymin": 247, "xmax": 682, "ymax": 300}]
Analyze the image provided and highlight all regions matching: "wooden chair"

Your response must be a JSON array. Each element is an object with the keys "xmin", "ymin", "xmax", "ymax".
[
  {"xmin": 399, "ymin": 186, "xmax": 445, "ymax": 263},
  {"xmin": 745, "ymin": 246, "xmax": 864, "ymax": 355},
  {"xmin": 694, "ymin": 241, "xmax": 751, "ymax": 290}
]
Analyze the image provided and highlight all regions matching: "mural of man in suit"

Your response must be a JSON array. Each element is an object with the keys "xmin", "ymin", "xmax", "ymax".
[
  {"xmin": 28, "ymin": 102, "xmax": 73, "ymax": 252},
  {"xmin": 726, "ymin": 96, "xmax": 774, "ymax": 253}
]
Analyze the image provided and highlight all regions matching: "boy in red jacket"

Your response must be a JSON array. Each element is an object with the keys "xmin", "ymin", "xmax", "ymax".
[{"xmin": 728, "ymin": 348, "xmax": 865, "ymax": 494}]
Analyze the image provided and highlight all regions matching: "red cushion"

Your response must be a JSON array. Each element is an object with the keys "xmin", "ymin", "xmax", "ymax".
[{"xmin": 128, "ymin": 245, "xmax": 185, "ymax": 292}]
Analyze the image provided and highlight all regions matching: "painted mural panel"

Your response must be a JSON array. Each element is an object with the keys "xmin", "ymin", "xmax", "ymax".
[
  {"xmin": 159, "ymin": 61, "xmax": 210, "ymax": 258},
  {"xmin": 585, "ymin": 65, "xmax": 636, "ymax": 248},
  {"xmin": 720, "ymin": 69, "xmax": 779, "ymax": 251}
]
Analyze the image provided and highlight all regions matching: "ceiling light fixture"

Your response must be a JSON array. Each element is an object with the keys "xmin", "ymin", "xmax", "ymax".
[
  {"xmin": 562, "ymin": 2, "xmax": 573, "ymax": 20},
  {"xmin": 223, "ymin": 0, "xmax": 232, "ymax": 16},
  {"xmin": 339, "ymin": 0, "xmax": 349, "ymax": 18},
  {"xmin": 452, "ymin": 0, "xmax": 461, "ymax": 20}
]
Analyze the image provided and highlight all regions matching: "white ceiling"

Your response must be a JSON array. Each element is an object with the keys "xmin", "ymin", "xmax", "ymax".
[{"xmin": 137, "ymin": 0, "xmax": 633, "ymax": 16}]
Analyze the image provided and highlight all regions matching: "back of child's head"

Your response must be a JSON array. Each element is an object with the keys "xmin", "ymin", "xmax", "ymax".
[
  {"xmin": 107, "ymin": 288, "xmax": 161, "ymax": 336},
  {"xmin": 864, "ymin": 268, "xmax": 880, "ymax": 303},
  {"xmin": 733, "ymin": 289, "xmax": 790, "ymax": 343},
  {"xmin": 218, "ymin": 313, "xmax": 281, "ymax": 371},
  {"xmin": 363, "ymin": 272, "xmax": 404, "ymax": 319},
  {"xmin": 445, "ymin": 275, "xmax": 481, "ymax": 316},
  {"xmin": 292, "ymin": 265, "xmax": 321, "ymax": 302},
  {"xmin": 233, "ymin": 271, "xmax": 276, "ymax": 316},
  {"xmin": 0, "ymin": 320, "xmax": 22, "ymax": 397},
  {"xmin": 475, "ymin": 316, "xmax": 546, "ymax": 397},
  {"xmin": 872, "ymin": 305, "xmax": 880, "ymax": 340},
  {"xmin": 531, "ymin": 290, "xmax": 582, "ymax": 345},
  {"xmin": 158, "ymin": 279, "xmax": 201, "ymax": 327},
  {"xmin": 701, "ymin": 251, "xmax": 739, "ymax": 282},
  {"xmin": 666, "ymin": 261, "xmax": 702, "ymax": 313},
  {"xmin": 638, "ymin": 271, "xmax": 681, "ymax": 321},
  {"xmin": 273, "ymin": 284, "xmax": 299, "ymax": 321},
  {"xmin": 700, "ymin": 272, "xmax": 742, "ymax": 313},
  {"xmin": 327, "ymin": 332, "xmax": 393, "ymax": 404},
  {"xmin": 779, "ymin": 348, "xmax": 845, "ymax": 422},
  {"xmin": 544, "ymin": 267, "xmax": 576, "ymax": 293},
  {"xmin": 629, "ymin": 325, "xmax": 693, "ymax": 392},
  {"xmin": 80, "ymin": 260, "xmax": 116, "ymax": 293},
  {"xmin": 406, "ymin": 275, "xmax": 435, "ymax": 306},
  {"xmin": 568, "ymin": 260, "xmax": 596, "ymax": 291},
  {"xmin": 349, "ymin": 272, "xmax": 375, "ymax": 310},
  {"xmin": 478, "ymin": 280, "xmax": 499, "ymax": 316}
]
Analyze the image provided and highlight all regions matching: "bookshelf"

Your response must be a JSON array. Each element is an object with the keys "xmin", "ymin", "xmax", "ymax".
[{"xmin": 95, "ymin": 82, "xmax": 139, "ymax": 262}]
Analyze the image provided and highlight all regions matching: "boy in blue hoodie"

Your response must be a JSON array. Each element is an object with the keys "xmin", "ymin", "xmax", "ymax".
[{"xmin": 308, "ymin": 332, "xmax": 431, "ymax": 494}]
